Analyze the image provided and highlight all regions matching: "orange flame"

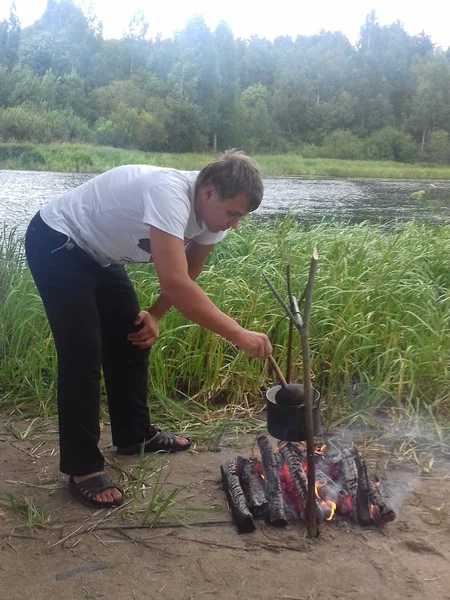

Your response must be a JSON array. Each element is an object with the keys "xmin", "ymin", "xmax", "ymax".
[
  {"xmin": 325, "ymin": 501, "xmax": 337, "ymax": 521},
  {"xmin": 315, "ymin": 443, "xmax": 327, "ymax": 453},
  {"xmin": 315, "ymin": 483, "xmax": 337, "ymax": 521}
]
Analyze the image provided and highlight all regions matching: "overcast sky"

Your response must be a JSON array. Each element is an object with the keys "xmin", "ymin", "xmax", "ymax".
[{"xmin": 1, "ymin": 0, "xmax": 449, "ymax": 49}]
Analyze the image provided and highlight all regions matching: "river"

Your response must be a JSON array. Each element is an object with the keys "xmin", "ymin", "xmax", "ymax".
[{"xmin": 1, "ymin": 169, "xmax": 449, "ymax": 233}]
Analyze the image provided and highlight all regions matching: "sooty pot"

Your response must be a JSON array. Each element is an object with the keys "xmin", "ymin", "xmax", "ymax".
[{"xmin": 266, "ymin": 385, "xmax": 321, "ymax": 442}]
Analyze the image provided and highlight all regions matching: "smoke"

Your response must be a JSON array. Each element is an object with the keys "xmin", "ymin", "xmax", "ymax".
[{"xmin": 321, "ymin": 410, "xmax": 449, "ymax": 516}]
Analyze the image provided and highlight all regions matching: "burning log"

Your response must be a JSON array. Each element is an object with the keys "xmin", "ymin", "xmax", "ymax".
[
  {"xmin": 279, "ymin": 443, "xmax": 308, "ymax": 518},
  {"xmin": 368, "ymin": 478, "xmax": 396, "ymax": 524},
  {"xmin": 338, "ymin": 447, "xmax": 396, "ymax": 526},
  {"xmin": 221, "ymin": 441, "xmax": 395, "ymax": 533},
  {"xmin": 338, "ymin": 448, "xmax": 359, "ymax": 523},
  {"xmin": 239, "ymin": 458, "xmax": 269, "ymax": 518},
  {"xmin": 353, "ymin": 448, "xmax": 373, "ymax": 526},
  {"xmin": 279, "ymin": 443, "xmax": 326, "ymax": 521},
  {"xmin": 315, "ymin": 470, "xmax": 346, "ymax": 518},
  {"xmin": 257, "ymin": 435, "xmax": 288, "ymax": 527},
  {"xmin": 221, "ymin": 458, "xmax": 256, "ymax": 533}
]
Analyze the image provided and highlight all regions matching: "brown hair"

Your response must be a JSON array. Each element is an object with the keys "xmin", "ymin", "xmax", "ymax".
[{"xmin": 196, "ymin": 149, "xmax": 264, "ymax": 211}]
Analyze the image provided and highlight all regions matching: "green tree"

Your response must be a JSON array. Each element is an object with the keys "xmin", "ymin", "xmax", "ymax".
[
  {"xmin": 174, "ymin": 16, "xmax": 221, "ymax": 147},
  {"xmin": 0, "ymin": 65, "xmax": 14, "ymax": 106},
  {"xmin": 0, "ymin": 2, "xmax": 20, "ymax": 69},
  {"xmin": 122, "ymin": 10, "xmax": 151, "ymax": 77},
  {"xmin": 239, "ymin": 84, "xmax": 271, "ymax": 151},
  {"xmin": 409, "ymin": 55, "xmax": 450, "ymax": 151},
  {"xmin": 425, "ymin": 130, "xmax": 450, "ymax": 164},
  {"xmin": 365, "ymin": 126, "xmax": 419, "ymax": 162},
  {"xmin": 237, "ymin": 36, "xmax": 276, "ymax": 90},
  {"xmin": 215, "ymin": 22, "xmax": 240, "ymax": 150},
  {"xmin": 19, "ymin": 0, "xmax": 102, "ymax": 77},
  {"xmin": 9, "ymin": 65, "xmax": 41, "ymax": 105},
  {"xmin": 164, "ymin": 95, "xmax": 209, "ymax": 152},
  {"xmin": 321, "ymin": 130, "xmax": 364, "ymax": 159}
]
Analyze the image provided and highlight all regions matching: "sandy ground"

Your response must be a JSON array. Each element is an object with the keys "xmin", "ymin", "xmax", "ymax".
[{"xmin": 1, "ymin": 419, "xmax": 450, "ymax": 600}]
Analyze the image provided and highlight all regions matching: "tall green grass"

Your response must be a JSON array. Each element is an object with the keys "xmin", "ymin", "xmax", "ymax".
[
  {"xmin": 1, "ymin": 218, "xmax": 449, "ymax": 431},
  {"xmin": 1, "ymin": 143, "xmax": 450, "ymax": 179}
]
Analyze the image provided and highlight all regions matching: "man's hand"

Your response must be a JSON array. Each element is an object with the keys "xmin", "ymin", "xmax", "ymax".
[
  {"xmin": 230, "ymin": 329, "xmax": 273, "ymax": 359},
  {"xmin": 127, "ymin": 311, "xmax": 160, "ymax": 348}
]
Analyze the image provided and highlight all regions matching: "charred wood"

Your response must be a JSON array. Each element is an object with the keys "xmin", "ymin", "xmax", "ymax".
[
  {"xmin": 280, "ymin": 443, "xmax": 325, "ymax": 522},
  {"xmin": 257, "ymin": 436, "xmax": 288, "ymax": 527},
  {"xmin": 240, "ymin": 458, "xmax": 269, "ymax": 518},
  {"xmin": 279, "ymin": 444, "xmax": 307, "ymax": 518},
  {"xmin": 280, "ymin": 441, "xmax": 307, "ymax": 461},
  {"xmin": 315, "ymin": 470, "xmax": 349, "ymax": 516},
  {"xmin": 368, "ymin": 478, "xmax": 396, "ymax": 524},
  {"xmin": 221, "ymin": 458, "xmax": 255, "ymax": 533},
  {"xmin": 353, "ymin": 448, "xmax": 373, "ymax": 526},
  {"xmin": 339, "ymin": 448, "xmax": 359, "ymax": 522}
]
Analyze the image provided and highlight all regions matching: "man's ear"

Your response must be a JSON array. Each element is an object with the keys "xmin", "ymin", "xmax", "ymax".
[{"xmin": 205, "ymin": 185, "xmax": 216, "ymax": 200}]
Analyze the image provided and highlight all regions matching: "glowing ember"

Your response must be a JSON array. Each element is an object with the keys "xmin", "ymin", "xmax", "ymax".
[{"xmin": 223, "ymin": 439, "xmax": 395, "ymax": 531}]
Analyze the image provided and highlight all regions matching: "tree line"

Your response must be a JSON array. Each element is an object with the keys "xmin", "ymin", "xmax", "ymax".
[{"xmin": 1, "ymin": 0, "xmax": 450, "ymax": 162}]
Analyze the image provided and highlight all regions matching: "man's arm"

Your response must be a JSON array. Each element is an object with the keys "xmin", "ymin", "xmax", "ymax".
[
  {"xmin": 148, "ymin": 226, "xmax": 242, "ymax": 339},
  {"xmin": 128, "ymin": 226, "xmax": 272, "ymax": 358},
  {"xmin": 146, "ymin": 239, "xmax": 213, "ymax": 320}
]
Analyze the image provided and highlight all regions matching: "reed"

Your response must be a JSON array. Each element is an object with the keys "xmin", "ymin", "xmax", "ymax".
[{"xmin": 1, "ymin": 218, "xmax": 449, "ymax": 437}]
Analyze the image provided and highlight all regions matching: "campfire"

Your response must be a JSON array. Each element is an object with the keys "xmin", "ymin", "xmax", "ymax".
[
  {"xmin": 221, "ymin": 249, "xmax": 396, "ymax": 535},
  {"xmin": 221, "ymin": 435, "xmax": 396, "ymax": 533}
]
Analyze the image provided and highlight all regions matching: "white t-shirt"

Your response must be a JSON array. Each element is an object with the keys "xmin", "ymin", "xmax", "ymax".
[{"xmin": 40, "ymin": 165, "xmax": 227, "ymax": 266}]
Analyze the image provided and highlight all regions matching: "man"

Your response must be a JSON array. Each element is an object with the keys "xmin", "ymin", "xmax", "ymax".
[{"xmin": 25, "ymin": 150, "xmax": 272, "ymax": 508}]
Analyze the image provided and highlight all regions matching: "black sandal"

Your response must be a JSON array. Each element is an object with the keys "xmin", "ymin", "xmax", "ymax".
[
  {"xmin": 117, "ymin": 429, "xmax": 192, "ymax": 455},
  {"xmin": 69, "ymin": 474, "xmax": 124, "ymax": 508}
]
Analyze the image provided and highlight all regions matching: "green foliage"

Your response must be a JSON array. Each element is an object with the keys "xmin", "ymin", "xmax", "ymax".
[
  {"xmin": 239, "ymin": 84, "xmax": 272, "ymax": 151},
  {"xmin": 0, "ymin": 493, "xmax": 51, "ymax": 529},
  {"xmin": 2, "ymin": 144, "xmax": 450, "ymax": 179},
  {"xmin": 18, "ymin": 0, "xmax": 102, "ymax": 77},
  {"xmin": 409, "ymin": 56, "xmax": 450, "ymax": 143},
  {"xmin": 0, "ymin": 1, "xmax": 450, "ymax": 156},
  {"xmin": 321, "ymin": 130, "xmax": 365, "ymax": 160},
  {"xmin": 1, "ymin": 220, "xmax": 449, "ymax": 427},
  {"xmin": 364, "ymin": 127, "xmax": 419, "ymax": 162},
  {"xmin": 0, "ymin": 3, "xmax": 20, "ymax": 69},
  {"xmin": 0, "ymin": 105, "xmax": 91, "ymax": 143},
  {"xmin": 425, "ymin": 130, "xmax": 450, "ymax": 164},
  {"xmin": 164, "ymin": 96, "xmax": 208, "ymax": 152}
]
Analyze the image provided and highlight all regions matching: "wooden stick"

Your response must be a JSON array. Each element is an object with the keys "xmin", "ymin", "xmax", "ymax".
[
  {"xmin": 262, "ymin": 273, "xmax": 298, "ymax": 326},
  {"xmin": 301, "ymin": 247, "xmax": 319, "ymax": 538},
  {"xmin": 286, "ymin": 260, "xmax": 294, "ymax": 383},
  {"xmin": 268, "ymin": 355, "xmax": 288, "ymax": 388}
]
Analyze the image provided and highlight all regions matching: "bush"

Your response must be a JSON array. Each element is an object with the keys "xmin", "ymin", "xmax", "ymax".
[
  {"xmin": 320, "ymin": 130, "xmax": 365, "ymax": 160},
  {"xmin": 0, "ymin": 105, "xmax": 92, "ymax": 143},
  {"xmin": 364, "ymin": 127, "xmax": 419, "ymax": 163},
  {"xmin": 18, "ymin": 148, "xmax": 46, "ymax": 168},
  {"xmin": 93, "ymin": 116, "xmax": 128, "ymax": 148},
  {"xmin": 425, "ymin": 130, "xmax": 450, "ymax": 164}
]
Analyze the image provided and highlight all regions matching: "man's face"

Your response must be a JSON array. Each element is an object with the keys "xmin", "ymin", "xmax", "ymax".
[{"xmin": 200, "ymin": 187, "xmax": 250, "ymax": 233}]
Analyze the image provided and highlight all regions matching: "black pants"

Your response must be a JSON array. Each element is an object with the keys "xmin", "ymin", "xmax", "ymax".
[{"xmin": 25, "ymin": 212, "xmax": 155, "ymax": 476}]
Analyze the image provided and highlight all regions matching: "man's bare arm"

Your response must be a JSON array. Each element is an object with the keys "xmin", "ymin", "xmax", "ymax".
[{"xmin": 146, "ymin": 238, "xmax": 214, "ymax": 320}]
